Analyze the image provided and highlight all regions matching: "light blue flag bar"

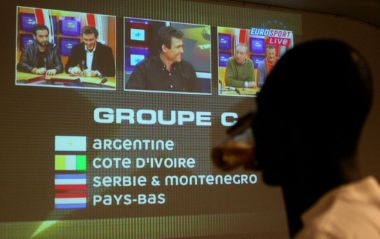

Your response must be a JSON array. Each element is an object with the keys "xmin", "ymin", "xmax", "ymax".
[{"xmin": 55, "ymin": 136, "xmax": 87, "ymax": 152}]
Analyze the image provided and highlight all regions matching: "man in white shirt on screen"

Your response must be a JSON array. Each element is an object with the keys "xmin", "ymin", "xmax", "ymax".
[{"xmin": 65, "ymin": 26, "xmax": 115, "ymax": 77}]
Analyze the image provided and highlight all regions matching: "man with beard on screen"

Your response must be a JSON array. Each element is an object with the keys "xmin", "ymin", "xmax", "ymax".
[{"xmin": 17, "ymin": 24, "xmax": 63, "ymax": 75}]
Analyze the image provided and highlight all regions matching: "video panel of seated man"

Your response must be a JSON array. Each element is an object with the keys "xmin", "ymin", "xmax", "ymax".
[
  {"xmin": 16, "ymin": 6, "xmax": 116, "ymax": 90},
  {"xmin": 124, "ymin": 18, "xmax": 212, "ymax": 94},
  {"xmin": 217, "ymin": 26, "xmax": 293, "ymax": 97}
]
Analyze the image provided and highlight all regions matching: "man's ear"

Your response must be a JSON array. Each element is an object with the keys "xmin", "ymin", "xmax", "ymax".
[{"xmin": 162, "ymin": 44, "xmax": 168, "ymax": 53}]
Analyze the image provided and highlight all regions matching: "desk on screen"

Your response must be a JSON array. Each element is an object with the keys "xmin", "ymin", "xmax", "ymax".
[
  {"xmin": 16, "ymin": 72, "xmax": 116, "ymax": 89},
  {"xmin": 220, "ymin": 87, "xmax": 260, "ymax": 96}
]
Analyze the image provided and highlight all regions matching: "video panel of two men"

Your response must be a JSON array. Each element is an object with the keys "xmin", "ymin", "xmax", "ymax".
[
  {"xmin": 124, "ymin": 18, "xmax": 212, "ymax": 94},
  {"xmin": 218, "ymin": 27, "xmax": 293, "ymax": 96},
  {"xmin": 16, "ymin": 7, "xmax": 116, "ymax": 90}
]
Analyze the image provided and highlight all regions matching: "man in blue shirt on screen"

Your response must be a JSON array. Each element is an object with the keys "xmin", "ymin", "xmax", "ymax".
[
  {"xmin": 17, "ymin": 24, "xmax": 63, "ymax": 75},
  {"xmin": 126, "ymin": 26, "xmax": 201, "ymax": 93}
]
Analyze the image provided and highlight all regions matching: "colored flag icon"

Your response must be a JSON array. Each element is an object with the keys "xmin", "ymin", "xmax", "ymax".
[
  {"xmin": 55, "ymin": 136, "xmax": 87, "ymax": 152},
  {"xmin": 55, "ymin": 193, "xmax": 87, "ymax": 209},
  {"xmin": 55, "ymin": 155, "xmax": 86, "ymax": 171},
  {"xmin": 55, "ymin": 174, "xmax": 87, "ymax": 190}
]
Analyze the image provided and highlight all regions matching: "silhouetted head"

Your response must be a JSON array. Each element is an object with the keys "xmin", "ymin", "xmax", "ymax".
[{"xmin": 252, "ymin": 39, "xmax": 373, "ymax": 185}]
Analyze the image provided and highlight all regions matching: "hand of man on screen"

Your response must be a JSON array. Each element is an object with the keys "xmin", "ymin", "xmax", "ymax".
[
  {"xmin": 68, "ymin": 66, "xmax": 82, "ymax": 76},
  {"xmin": 46, "ymin": 69, "xmax": 57, "ymax": 76},
  {"xmin": 83, "ymin": 69, "xmax": 98, "ymax": 77},
  {"xmin": 245, "ymin": 82, "xmax": 257, "ymax": 88},
  {"xmin": 32, "ymin": 67, "xmax": 47, "ymax": 75}
]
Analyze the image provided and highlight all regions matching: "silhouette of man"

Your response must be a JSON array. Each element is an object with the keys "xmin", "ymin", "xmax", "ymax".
[
  {"xmin": 252, "ymin": 39, "xmax": 379, "ymax": 238},
  {"xmin": 214, "ymin": 39, "xmax": 380, "ymax": 238}
]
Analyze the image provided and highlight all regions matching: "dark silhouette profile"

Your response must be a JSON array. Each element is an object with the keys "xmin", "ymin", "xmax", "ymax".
[
  {"xmin": 214, "ymin": 39, "xmax": 380, "ymax": 238},
  {"xmin": 252, "ymin": 39, "xmax": 379, "ymax": 238}
]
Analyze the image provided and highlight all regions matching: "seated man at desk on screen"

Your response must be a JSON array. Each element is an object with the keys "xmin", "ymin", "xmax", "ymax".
[
  {"xmin": 225, "ymin": 44, "xmax": 255, "ymax": 88},
  {"xmin": 65, "ymin": 26, "xmax": 115, "ymax": 77},
  {"xmin": 126, "ymin": 26, "xmax": 201, "ymax": 93},
  {"xmin": 17, "ymin": 24, "xmax": 63, "ymax": 75},
  {"xmin": 257, "ymin": 45, "xmax": 277, "ymax": 87}
]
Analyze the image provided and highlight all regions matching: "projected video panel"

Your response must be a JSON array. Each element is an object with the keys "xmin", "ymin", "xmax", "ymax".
[
  {"xmin": 124, "ymin": 17, "xmax": 212, "ymax": 95},
  {"xmin": 217, "ymin": 26, "xmax": 294, "ymax": 97},
  {"xmin": 15, "ymin": 6, "xmax": 116, "ymax": 90}
]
